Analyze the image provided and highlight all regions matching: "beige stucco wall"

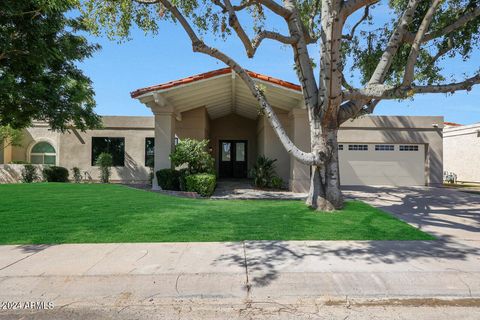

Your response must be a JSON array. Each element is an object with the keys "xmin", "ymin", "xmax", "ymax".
[
  {"xmin": 289, "ymin": 112, "xmax": 444, "ymax": 192},
  {"xmin": 209, "ymin": 113, "xmax": 257, "ymax": 175},
  {"xmin": 444, "ymin": 123, "xmax": 480, "ymax": 183},
  {"xmin": 257, "ymin": 109, "xmax": 291, "ymax": 185},
  {"xmin": 7, "ymin": 117, "xmax": 155, "ymax": 183},
  {"xmin": 176, "ymin": 107, "xmax": 209, "ymax": 140},
  {"xmin": 4, "ymin": 113, "xmax": 444, "ymax": 189}
]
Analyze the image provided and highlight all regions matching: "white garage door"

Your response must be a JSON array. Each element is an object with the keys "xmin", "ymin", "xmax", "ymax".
[{"xmin": 339, "ymin": 143, "xmax": 425, "ymax": 186}]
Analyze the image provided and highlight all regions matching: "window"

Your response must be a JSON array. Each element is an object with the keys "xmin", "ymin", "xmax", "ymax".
[
  {"xmin": 145, "ymin": 138, "xmax": 155, "ymax": 167},
  {"xmin": 221, "ymin": 142, "xmax": 231, "ymax": 161},
  {"xmin": 338, "ymin": 144, "xmax": 344, "ymax": 150},
  {"xmin": 399, "ymin": 145, "xmax": 419, "ymax": 151},
  {"xmin": 348, "ymin": 144, "xmax": 368, "ymax": 151},
  {"xmin": 91, "ymin": 137, "xmax": 125, "ymax": 166},
  {"xmin": 235, "ymin": 142, "xmax": 246, "ymax": 161},
  {"xmin": 30, "ymin": 141, "xmax": 56, "ymax": 165},
  {"xmin": 375, "ymin": 144, "xmax": 394, "ymax": 151}
]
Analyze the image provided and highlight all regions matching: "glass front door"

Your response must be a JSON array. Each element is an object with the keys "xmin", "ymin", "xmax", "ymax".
[{"xmin": 219, "ymin": 140, "xmax": 248, "ymax": 178}]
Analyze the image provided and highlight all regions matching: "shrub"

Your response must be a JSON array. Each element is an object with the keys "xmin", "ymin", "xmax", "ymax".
[
  {"xmin": 42, "ymin": 166, "xmax": 69, "ymax": 182},
  {"xmin": 21, "ymin": 164, "xmax": 38, "ymax": 183},
  {"xmin": 270, "ymin": 176, "xmax": 284, "ymax": 189},
  {"xmin": 178, "ymin": 168, "xmax": 189, "ymax": 191},
  {"xmin": 156, "ymin": 169, "xmax": 180, "ymax": 190},
  {"xmin": 185, "ymin": 173, "xmax": 216, "ymax": 197},
  {"xmin": 72, "ymin": 167, "xmax": 82, "ymax": 183},
  {"xmin": 96, "ymin": 152, "xmax": 113, "ymax": 183},
  {"xmin": 10, "ymin": 160, "xmax": 28, "ymax": 164},
  {"xmin": 251, "ymin": 156, "xmax": 277, "ymax": 188},
  {"xmin": 170, "ymin": 138, "xmax": 214, "ymax": 174}
]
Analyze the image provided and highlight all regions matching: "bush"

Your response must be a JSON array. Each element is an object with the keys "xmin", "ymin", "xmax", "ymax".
[
  {"xmin": 72, "ymin": 167, "xmax": 82, "ymax": 183},
  {"xmin": 185, "ymin": 173, "xmax": 216, "ymax": 197},
  {"xmin": 170, "ymin": 139, "xmax": 214, "ymax": 174},
  {"xmin": 42, "ymin": 166, "xmax": 69, "ymax": 182},
  {"xmin": 156, "ymin": 169, "xmax": 180, "ymax": 190},
  {"xmin": 21, "ymin": 164, "xmax": 38, "ymax": 183},
  {"xmin": 270, "ymin": 176, "xmax": 284, "ymax": 189},
  {"xmin": 251, "ymin": 156, "xmax": 277, "ymax": 188},
  {"xmin": 10, "ymin": 160, "xmax": 28, "ymax": 164},
  {"xmin": 178, "ymin": 168, "xmax": 189, "ymax": 191},
  {"xmin": 95, "ymin": 152, "xmax": 113, "ymax": 183}
]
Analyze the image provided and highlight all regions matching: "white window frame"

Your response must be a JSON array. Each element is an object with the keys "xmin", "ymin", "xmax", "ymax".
[{"xmin": 27, "ymin": 138, "xmax": 58, "ymax": 166}]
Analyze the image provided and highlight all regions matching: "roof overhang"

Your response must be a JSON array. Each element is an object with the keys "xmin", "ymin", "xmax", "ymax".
[{"xmin": 131, "ymin": 68, "xmax": 305, "ymax": 120}]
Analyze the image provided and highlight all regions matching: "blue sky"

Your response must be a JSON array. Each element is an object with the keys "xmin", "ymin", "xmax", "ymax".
[{"xmin": 78, "ymin": 7, "xmax": 480, "ymax": 125}]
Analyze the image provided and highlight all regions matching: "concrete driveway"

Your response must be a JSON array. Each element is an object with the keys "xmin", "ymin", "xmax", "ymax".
[{"xmin": 343, "ymin": 186, "xmax": 480, "ymax": 242}]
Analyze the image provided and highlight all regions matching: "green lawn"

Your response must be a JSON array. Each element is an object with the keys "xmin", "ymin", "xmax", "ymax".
[{"xmin": 0, "ymin": 183, "xmax": 434, "ymax": 244}]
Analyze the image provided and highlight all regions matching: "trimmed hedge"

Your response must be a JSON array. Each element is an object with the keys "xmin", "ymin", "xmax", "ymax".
[
  {"xmin": 185, "ymin": 173, "xmax": 216, "ymax": 197},
  {"xmin": 156, "ymin": 169, "xmax": 180, "ymax": 190},
  {"xmin": 42, "ymin": 166, "xmax": 69, "ymax": 182}
]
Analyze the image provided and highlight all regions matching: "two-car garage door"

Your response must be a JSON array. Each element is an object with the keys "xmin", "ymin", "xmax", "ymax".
[{"xmin": 339, "ymin": 143, "xmax": 425, "ymax": 186}]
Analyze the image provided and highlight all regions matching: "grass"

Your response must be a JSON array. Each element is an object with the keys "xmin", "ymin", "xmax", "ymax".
[{"xmin": 0, "ymin": 183, "xmax": 434, "ymax": 244}]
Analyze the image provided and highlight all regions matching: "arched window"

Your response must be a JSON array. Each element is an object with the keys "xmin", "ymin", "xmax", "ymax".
[{"xmin": 30, "ymin": 142, "xmax": 56, "ymax": 165}]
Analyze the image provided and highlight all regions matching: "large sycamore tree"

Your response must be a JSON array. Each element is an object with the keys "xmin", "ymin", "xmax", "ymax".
[{"xmin": 84, "ymin": 0, "xmax": 480, "ymax": 211}]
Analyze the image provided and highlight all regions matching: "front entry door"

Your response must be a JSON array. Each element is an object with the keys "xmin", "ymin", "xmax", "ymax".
[{"xmin": 219, "ymin": 140, "xmax": 248, "ymax": 178}]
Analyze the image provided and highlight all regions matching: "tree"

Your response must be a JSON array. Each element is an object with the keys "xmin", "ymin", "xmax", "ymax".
[
  {"xmin": 0, "ymin": 0, "xmax": 101, "ymax": 131},
  {"xmin": 83, "ymin": 0, "xmax": 480, "ymax": 211},
  {"xmin": 0, "ymin": 125, "xmax": 22, "ymax": 150}
]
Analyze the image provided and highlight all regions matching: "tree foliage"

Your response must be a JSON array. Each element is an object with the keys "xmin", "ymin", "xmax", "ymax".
[
  {"xmin": 0, "ymin": 0, "xmax": 101, "ymax": 131},
  {"xmin": 0, "ymin": 125, "xmax": 22, "ymax": 149}
]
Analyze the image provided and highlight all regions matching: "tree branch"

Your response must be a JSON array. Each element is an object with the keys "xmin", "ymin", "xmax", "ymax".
[
  {"xmin": 342, "ymin": 4, "xmax": 370, "ymax": 40},
  {"xmin": 252, "ymin": 30, "xmax": 299, "ymax": 52},
  {"xmin": 341, "ymin": 0, "xmax": 378, "ymax": 19},
  {"xmin": 344, "ymin": 73, "xmax": 480, "ymax": 100},
  {"xmin": 402, "ymin": 0, "xmax": 442, "ymax": 86},
  {"xmin": 368, "ymin": 0, "xmax": 421, "ymax": 84},
  {"xmin": 255, "ymin": 0, "xmax": 292, "ymax": 18},
  {"xmin": 403, "ymin": 7, "xmax": 480, "ymax": 44},
  {"xmin": 156, "ymin": 0, "xmax": 317, "ymax": 164}
]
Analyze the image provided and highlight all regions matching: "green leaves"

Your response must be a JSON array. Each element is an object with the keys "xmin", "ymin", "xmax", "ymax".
[
  {"xmin": 345, "ymin": 0, "xmax": 480, "ymax": 87},
  {"xmin": 0, "ymin": 0, "xmax": 101, "ymax": 131}
]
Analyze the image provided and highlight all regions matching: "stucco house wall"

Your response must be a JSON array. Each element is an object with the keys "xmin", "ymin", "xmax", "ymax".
[{"xmin": 444, "ymin": 123, "xmax": 480, "ymax": 183}]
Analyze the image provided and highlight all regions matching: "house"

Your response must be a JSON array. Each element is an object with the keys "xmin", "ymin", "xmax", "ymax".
[
  {"xmin": 444, "ymin": 122, "xmax": 480, "ymax": 183},
  {"xmin": 1, "ymin": 68, "xmax": 444, "ymax": 190}
]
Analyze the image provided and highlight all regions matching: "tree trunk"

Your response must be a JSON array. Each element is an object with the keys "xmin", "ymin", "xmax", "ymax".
[{"xmin": 306, "ymin": 128, "xmax": 343, "ymax": 211}]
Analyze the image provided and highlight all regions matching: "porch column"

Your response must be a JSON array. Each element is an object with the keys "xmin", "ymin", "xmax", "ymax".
[
  {"xmin": 152, "ymin": 110, "xmax": 176, "ymax": 190},
  {"xmin": 288, "ymin": 109, "xmax": 311, "ymax": 193}
]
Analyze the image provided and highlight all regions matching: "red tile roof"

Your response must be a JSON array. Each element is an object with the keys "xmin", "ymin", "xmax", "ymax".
[
  {"xmin": 444, "ymin": 121, "xmax": 462, "ymax": 127},
  {"xmin": 130, "ymin": 68, "xmax": 302, "ymax": 98}
]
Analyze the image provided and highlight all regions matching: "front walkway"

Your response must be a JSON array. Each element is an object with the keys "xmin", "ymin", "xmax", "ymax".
[{"xmin": 211, "ymin": 179, "xmax": 307, "ymax": 200}]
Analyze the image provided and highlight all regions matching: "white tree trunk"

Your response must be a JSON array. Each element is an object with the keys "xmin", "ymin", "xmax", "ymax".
[{"xmin": 306, "ymin": 127, "xmax": 343, "ymax": 211}]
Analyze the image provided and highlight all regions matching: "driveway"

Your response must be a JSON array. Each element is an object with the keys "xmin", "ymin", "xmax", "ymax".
[{"xmin": 343, "ymin": 186, "xmax": 480, "ymax": 242}]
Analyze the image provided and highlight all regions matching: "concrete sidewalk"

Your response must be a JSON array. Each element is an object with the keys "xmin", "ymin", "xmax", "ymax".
[{"xmin": 1, "ymin": 240, "xmax": 479, "ymax": 317}]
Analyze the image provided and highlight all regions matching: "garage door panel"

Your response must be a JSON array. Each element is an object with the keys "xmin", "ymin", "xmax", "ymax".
[{"xmin": 339, "ymin": 144, "xmax": 425, "ymax": 186}]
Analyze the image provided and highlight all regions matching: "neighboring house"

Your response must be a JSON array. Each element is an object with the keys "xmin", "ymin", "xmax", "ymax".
[
  {"xmin": 1, "ymin": 68, "xmax": 444, "ymax": 191},
  {"xmin": 444, "ymin": 122, "xmax": 480, "ymax": 183}
]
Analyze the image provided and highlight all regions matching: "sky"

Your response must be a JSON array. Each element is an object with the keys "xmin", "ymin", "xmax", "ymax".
[{"xmin": 77, "ymin": 5, "xmax": 480, "ymax": 125}]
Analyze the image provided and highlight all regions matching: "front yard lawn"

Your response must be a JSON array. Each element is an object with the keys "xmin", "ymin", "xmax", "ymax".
[{"xmin": 0, "ymin": 183, "xmax": 434, "ymax": 244}]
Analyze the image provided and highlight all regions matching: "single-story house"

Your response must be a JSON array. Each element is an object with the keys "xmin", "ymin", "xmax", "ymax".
[
  {"xmin": 1, "ymin": 68, "xmax": 444, "ymax": 191},
  {"xmin": 444, "ymin": 122, "xmax": 480, "ymax": 183}
]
